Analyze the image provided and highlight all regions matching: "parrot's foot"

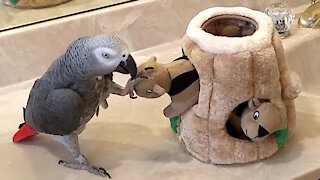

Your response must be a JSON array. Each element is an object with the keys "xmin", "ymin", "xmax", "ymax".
[
  {"xmin": 124, "ymin": 77, "xmax": 144, "ymax": 99},
  {"xmin": 58, "ymin": 155, "xmax": 111, "ymax": 178}
]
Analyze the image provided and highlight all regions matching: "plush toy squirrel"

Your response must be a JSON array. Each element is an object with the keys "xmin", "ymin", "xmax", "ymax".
[
  {"xmin": 134, "ymin": 55, "xmax": 200, "ymax": 118},
  {"xmin": 228, "ymin": 70, "xmax": 301, "ymax": 142},
  {"xmin": 239, "ymin": 98, "xmax": 287, "ymax": 142},
  {"xmin": 4, "ymin": 0, "xmax": 71, "ymax": 8}
]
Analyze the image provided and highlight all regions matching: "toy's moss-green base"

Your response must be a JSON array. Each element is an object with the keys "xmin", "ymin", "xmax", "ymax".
[
  {"xmin": 274, "ymin": 126, "xmax": 289, "ymax": 147},
  {"xmin": 169, "ymin": 116, "xmax": 179, "ymax": 133},
  {"xmin": 9, "ymin": 0, "xmax": 19, "ymax": 5}
]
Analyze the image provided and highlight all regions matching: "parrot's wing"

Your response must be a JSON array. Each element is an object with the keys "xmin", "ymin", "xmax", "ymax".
[{"xmin": 25, "ymin": 78, "xmax": 85, "ymax": 135}]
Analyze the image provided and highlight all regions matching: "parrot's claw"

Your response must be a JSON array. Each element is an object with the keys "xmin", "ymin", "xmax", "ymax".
[
  {"xmin": 123, "ymin": 77, "xmax": 144, "ymax": 99},
  {"xmin": 130, "ymin": 96, "xmax": 137, "ymax": 99},
  {"xmin": 88, "ymin": 166, "xmax": 111, "ymax": 178},
  {"xmin": 58, "ymin": 160, "xmax": 111, "ymax": 178},
  {"xmin": 129, "ymin": 90, "xmax": 137, "ymax": 99},
  {"xmin": 58, "ymin": 160, "xmax": 66, "ymax": 165}
]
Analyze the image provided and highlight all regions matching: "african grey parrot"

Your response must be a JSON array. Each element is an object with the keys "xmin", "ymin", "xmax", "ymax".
[{"xmin": 12, "ymin": 34, "xmax": 138, "ymax": 178}]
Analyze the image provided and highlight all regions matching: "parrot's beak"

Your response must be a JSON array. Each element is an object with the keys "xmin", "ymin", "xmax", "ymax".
[{"xmin": 115, "ymin": 54, "xmax": 137, "ymax": 80}]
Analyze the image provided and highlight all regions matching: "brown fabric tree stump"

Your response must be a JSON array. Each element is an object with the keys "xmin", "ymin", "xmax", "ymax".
[{"xmin": 178, "ymin": 7, "xmax": 302, "ymax": 164}]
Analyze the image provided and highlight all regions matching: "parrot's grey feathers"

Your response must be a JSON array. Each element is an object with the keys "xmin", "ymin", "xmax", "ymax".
[
  {"xmin": 25, "ymin": 78, "xmax": 85, "ymax": 135},
  {"xmin": 73, "ymin": 35, "xmax": 125, "ymax": 49},
  {"xmin": 23, "ymin": 34, "xmax": 135, "ymax": 136},
  {"xmin": 18, "ymin": 34, "xmax": 137, "ymax": 177}
]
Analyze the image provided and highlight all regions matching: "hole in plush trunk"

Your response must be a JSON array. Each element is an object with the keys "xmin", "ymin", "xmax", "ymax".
[
  {"xmin": 226, "ymin": 99, "xmax": 270, "ymax": 140},
  {"xmin": 226, "ymin": 101, "xmax": 250, "ymax": 140},
  {"xmin": 201, "ymin": 15, "xmax": 258, "ymax": 37}
]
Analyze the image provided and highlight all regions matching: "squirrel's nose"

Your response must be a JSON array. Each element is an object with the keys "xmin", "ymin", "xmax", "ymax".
[{"xmin": 257, "ymin": 125, "xmax": 269, "ymax": 137}]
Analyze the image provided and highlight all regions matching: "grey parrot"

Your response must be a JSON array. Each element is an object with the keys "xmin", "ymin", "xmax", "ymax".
[{"xmin": 12, "ymin": 34, "xmax": 138, "ymax": 178}]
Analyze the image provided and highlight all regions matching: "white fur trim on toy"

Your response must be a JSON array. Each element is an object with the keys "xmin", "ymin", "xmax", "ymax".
[{"xmin": 186, "ymin": 7, "xmax": 274, "ymax": 55}]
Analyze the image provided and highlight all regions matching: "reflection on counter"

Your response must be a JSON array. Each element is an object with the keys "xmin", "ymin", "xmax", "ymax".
[
  {"xmin": 0, "ymin": 0, "xmax": 134, "ymax": 31},
  {"xmin": 3, "ymin": 0, "xmax": 72, "ymax": 8}
]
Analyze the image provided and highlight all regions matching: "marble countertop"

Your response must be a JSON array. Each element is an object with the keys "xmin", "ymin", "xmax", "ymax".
[{"xmin": 0, "ymin": 41, "xmax": 319, "ymax": 180}]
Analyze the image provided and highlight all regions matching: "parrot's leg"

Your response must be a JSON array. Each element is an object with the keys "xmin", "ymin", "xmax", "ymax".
[{"xmin": 52, "ymin": 134, "xmax": 111, "ymax": 178}]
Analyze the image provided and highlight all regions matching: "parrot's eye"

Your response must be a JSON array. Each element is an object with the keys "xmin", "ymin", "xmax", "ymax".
[
  {"xmin": 122, "ymin": 54, "xmax": 126, "ymax": 58},
  {"xmin": 253, "ymin": 111, "xmax": 259, "ymax": 120},
  {"xmin": 146, "ymin": 89, "xmax": 153, "ymax": 93},
  {"xmin": 102, "ymin": 53, "xmax": 110, "ymax": 59}
]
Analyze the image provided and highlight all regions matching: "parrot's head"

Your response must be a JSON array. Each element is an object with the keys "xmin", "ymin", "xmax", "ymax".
[{"xmin": 67, "ymin": 34, "xmax": 137, "ymax": 79}]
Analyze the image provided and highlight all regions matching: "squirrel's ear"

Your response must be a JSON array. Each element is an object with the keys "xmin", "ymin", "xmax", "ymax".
[
  {"xmin": 152, "ymin": 84, "xmax": 166, "ymax": 96},
  {"xmin": 149, "ymin": 56, "xmax": 157, "ymax": 62},
  {"xmin": 144, "ymin": 56, "xmax": 158, "ymax": 71},
  {"xmin": 248, "ymin": 98, "xmax": 261, "ymax": 110}
]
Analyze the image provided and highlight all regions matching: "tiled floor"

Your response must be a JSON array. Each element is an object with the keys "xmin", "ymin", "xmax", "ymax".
[{"xmin": 0, "ymin": 0, "xmax": 132, "ymax": 30}]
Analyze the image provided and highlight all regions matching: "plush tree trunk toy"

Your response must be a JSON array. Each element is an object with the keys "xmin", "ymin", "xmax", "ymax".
[
  {"xmin": 4, "ymin": 0, "xmax": 72, "ymax": 8},
  {"xmin": 135, "ymin": 7, "xmax": 302, "ymax": 164}
]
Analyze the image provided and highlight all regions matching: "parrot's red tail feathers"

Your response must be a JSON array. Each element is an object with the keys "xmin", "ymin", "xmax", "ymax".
[{"xmin": 13, "ymin": 124, "xmax": 38, "ymax": 143}]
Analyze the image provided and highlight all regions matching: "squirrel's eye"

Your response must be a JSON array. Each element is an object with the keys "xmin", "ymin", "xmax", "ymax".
[
  {"xmin": 253, "ymin": 111, "xmax": 259, "ymax": 120},
  {"xmin": 146, "ymin": 89, "xmax": 153, "ymax": 93},
  {"xmin": 103, "ymin": 53, "xmax": 110, "ymax": 58}
]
